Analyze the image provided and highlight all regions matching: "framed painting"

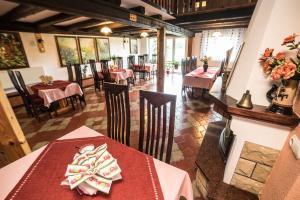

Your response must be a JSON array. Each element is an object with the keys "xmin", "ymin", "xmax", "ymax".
[
  {"xmin": 78, "ymin": 37, "xmax": 97, "ymax": 64},
  {"xmin": 55, "ymin": 36, "xmax": 80, "ymax": 66},
  {"xmin": 0, "ymin": 32, "xmax": 29, "ymax": 70},
  {"xmin": 96, "ymin": 38, "xmax": 110, "ymax": 60},
  {"xmin": 130, "ymin": 38, "xmax": 138, "ymax": 54}
]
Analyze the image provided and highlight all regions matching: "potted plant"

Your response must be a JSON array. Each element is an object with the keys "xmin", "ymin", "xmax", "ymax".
[
  {"xmin": 200, "ymin": 56, "xmax": 209, "ymax": 72},
  {"xmin": 259, "ymin": 33, "xmax": 300, "ymax": 115},
  {"xmin": 166, "ymin": 65, "xmax": 170, "ymax": 74},
  {"xmin": 173, "ymin": 61, "xmax": 179, "ymax": 70}
]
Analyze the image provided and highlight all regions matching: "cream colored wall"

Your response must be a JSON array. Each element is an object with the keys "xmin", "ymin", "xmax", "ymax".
[
  {"xmin": 0, "ymin": 32, "xmax": 137, "ymax": 90},
  {"xmin": 227, "ymin": 0, "xmax": 300, "ymax": 106}
]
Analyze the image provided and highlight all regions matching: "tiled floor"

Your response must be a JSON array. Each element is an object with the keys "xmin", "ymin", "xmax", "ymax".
[{"xmin": 15, "ymin": 72, "xmax": 222, "ymax": 199}]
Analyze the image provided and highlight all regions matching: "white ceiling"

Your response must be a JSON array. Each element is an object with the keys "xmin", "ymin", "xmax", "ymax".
[
  {"xmin": 0, "ymin": 0, "xmax": 18, "ymax": 16},
  {"xmin": 17, "ymin": 10, "xmax": 59, "ymax": 23},
  {"xmin": 121, "ymin": 0, "xmax": 175, "ymax": 20},
  {"xmin": 55, "ymin": 16, "xmax": 90, "ymax": 26}
]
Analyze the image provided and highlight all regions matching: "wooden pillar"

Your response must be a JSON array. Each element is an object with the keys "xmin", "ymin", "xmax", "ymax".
[
  {"xmin": 0, "ymin": 81, "xmax": 31, "ymax": 167},
  {"xmin": 157, "ymin": 27, "xmax": 166, "ymax": 92},
  {"xmin": 187, "ymin": 37, "xmax": 193, "ymax": 57}
]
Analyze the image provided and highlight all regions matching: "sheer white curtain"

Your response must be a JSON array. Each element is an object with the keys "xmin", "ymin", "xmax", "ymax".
[{"xmin": 200, "ymin": 28, "xmax": 246, "ymax": 62}]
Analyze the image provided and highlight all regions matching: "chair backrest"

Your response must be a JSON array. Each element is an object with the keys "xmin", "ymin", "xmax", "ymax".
[
  {"xmin": 115, "ymin": 57, "xmax": 123, "ymax": 69},
  {"xmin": 104, "ymin": 82, "xmax": 131, "ymax": 146},
  {"xmin": 7, "ymin": 70, "xmax": 24, "ymax": 95},
  {"xmin": 152, "ymin": 54, "xmax": 157, "ymax": 64},
  {"xmin": 66, "ymin": 62, "xmax": 75, "ymax": 82},
  {"xmin": 191, "ymin": 56, "xmax": 197, "ymax": 71},
  {"xmin": 102, "ymin": 68, "xmax": 112, "ymax": 82},
  {"xmin": 127, "ymin": 55, "xmax": 135, "ymax": 69},
  {"xmin": 89, "ymin": 59, "xmax": 101, "ymax": 82},
  {"xmin": 181, "ymin": 58, "xmax": 187, "ymax": 76},
  {"xmin": 143, "ymin": 54, "xmax": 148, "ymax": 63},
  {"xmin": 8, "ymin": 70, "xmax": 33, "ymax": 114},
  {"xmin": 139, "ymin": 90, "xmax": 176, "ymax": 163},
  {"xmin": 138, "ymin": 55, "xmax": 145, "ymax": 66},
  {"xmin": 100, "ymin": 59, "xmax": 109, "ymax": 70},
  {"xmin": 15, "ymin": 71, "xmax": 30, "ymax": 96},
  {"xmin": 73, "ymin": 64, "xmax": 83, "ymax": 88}
]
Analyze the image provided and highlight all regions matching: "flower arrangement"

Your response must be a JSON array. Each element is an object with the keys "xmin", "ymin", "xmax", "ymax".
[
  {"xmin": 200, "ymin": 55, "xmax": 209, "ymax": 65},
  {"xmin": 259, "ymin": 34, "xmax": 300, "ymax": 81}
]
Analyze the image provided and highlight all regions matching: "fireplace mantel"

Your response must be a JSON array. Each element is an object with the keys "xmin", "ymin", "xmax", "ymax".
[{"xmin": 209, "ymin": 82, "xmax": 299, "ymax": 127}]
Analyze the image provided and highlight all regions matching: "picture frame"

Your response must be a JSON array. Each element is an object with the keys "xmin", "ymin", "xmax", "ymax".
[
  {"xmin": 130, "ymin": 38, "xmax": 138, "ymax": 54},
  {"xmin": 78, "ymin": 37, "xmax": 97, "ymax": 64},
  {"xmin": 0, "ymin": 32, "xmax": 29, "ymax": 70},
  {"xmin": 55, "ymin": 36, "xmax": 80, "ymax": 66},
  {"xmin": 96, "ymin": 38, "xmax": 110, "ymax": 60},
  {"xmin": 226, "ymin": 42, "xmax": 245, "ymax": 89}
]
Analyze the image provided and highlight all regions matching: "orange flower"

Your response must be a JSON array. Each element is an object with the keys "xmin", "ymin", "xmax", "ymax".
[
  {"xmin": 282, "ymin": 33, "xmax": 298, "ymax": 45},
  {"xmin": 263, "ymin": 62, "xmax": 272, "ymax": 73},
  {"xmin": 275, "ymin": 52, "xmax": 285, "ymax": 61},
  {"xmin": 263, "ymin": 48, "xmax": 274, "ymax": 57},
  {"xmin": 270, "ymin": 61, "xmax": 296, "ymax": 80}
]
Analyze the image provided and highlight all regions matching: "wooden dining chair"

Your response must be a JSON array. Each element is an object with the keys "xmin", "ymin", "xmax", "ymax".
[
  {"xmin": 127, "ymin": 55, "xmax": 135, "ymax": 69},
  {"xmin": 115, "ymin": 57, "xmax": 123, "ymax": 69},
  {"xmin": 66, "ymin": 62, "xmax": 75, "ymax": 82},
  {"xmin": 7, "ymin": 70, "xmax": 32, "ymax": 116},
  {"xmin": 13, "ymin": 71, "xmax": 52, "ymax": 120},
  {"xmin": 89, "ymin": 60, "xmax": 104, "ymax": 91},
  {"xmin": 139, "ymin": 90, "xmax": 177, "ymax": 163},
  {"xmin": 73, "ymin": 64, "xmax": 86, "ymax": 106},
  {"xmin": 104, "ymin": 82, "xmax": 131, "ymax": 146},
  {"xmin": 100, "ymin": 59, "xmax": 109, "ymax": 70}
]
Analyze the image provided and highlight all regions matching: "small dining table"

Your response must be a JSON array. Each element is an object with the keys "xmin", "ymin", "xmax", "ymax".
[
  {"xmin": 30, "ymin": 80, "xmax": 83, "ymax": 107},
  {"xmin": 109, "ymin": 69, "xmax": 134, "ymax": 83},
  {"xmin": 0, "ymin": 126, "xmax": 193, "ymax": 200},
  {"xmin": 183, "ymin": 67, "xmax": 220, "ymax": 90}
]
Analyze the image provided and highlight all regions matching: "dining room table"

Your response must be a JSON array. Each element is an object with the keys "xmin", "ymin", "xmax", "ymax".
[
  {"xmin": 0, "ymin": 126, "xmax": 193, "ymax": 200},
  {"xmin": 30, "ymin": 80, "xmax": 83, "ymax": 107},
  {"xmin": 99, "ymin": 69, "xmax": 134, "ymax": 84},
  {"xmin": 183, "ymin": 66, "xmax": 220, "ymax": 90}
]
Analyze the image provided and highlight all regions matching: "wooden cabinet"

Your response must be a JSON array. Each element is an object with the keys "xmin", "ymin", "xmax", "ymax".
[{"xmin": 0, "ymin": 81, "xmax": 31, "ymax": 168}]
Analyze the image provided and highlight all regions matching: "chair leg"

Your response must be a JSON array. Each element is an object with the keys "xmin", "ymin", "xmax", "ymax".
[{"xmin": 69, "ymin": 97, "xmax": 75, "ymax": 110}]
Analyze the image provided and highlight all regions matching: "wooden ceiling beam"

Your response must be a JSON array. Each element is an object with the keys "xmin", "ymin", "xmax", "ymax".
[
  {"xmin": 34, "ymin": 13, "xmax": 78, "ymax": 28},
  {"xmin": 129, "ymin": 6, "xmax": 145, "ymax": 15},
  {"xmin": 6, "ymin": 0, "xmax": 194, "ymax": 37},
  {"xmin": 182, "ymin": 20, "xmax": 250, "ymax": 30},
  {"xmin": 1, "ymin": 4, "xmax": 44, "ymax": 22},
  {"xmin": 169, "ymin": 6, "xmax": 255, "ymax": 25}
]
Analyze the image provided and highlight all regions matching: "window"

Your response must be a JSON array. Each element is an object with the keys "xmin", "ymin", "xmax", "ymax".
[
  {"xmin": 174, "ymin": 38, "xmax": 185, "ymax": 62},
  {"xmin": 200, "ymin": 28, "xmax": 246, "ymax": 62},
  {"xmin": 166, "ymin": 38, "xmax": 173, "ymax": 62},
  {"xmin": 149, "ymin": 37, "xmax": 157, "ymax": 59}
]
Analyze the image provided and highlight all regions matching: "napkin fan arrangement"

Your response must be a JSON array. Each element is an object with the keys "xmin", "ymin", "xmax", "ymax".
[
  {"xmin": 61, "ymin": 143, "xmax": 122, "ymax": 195},
  {"xmin": 39, "ymin": 75, "xmax": 53, "ymax": 85}
]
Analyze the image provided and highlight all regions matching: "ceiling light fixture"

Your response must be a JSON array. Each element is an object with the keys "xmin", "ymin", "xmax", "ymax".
[
  {"xmin": 100, "ymin": 26, "xmax": 112, "ymax": 35},
  {"xmin": 140, "ymin": 32, "xmax": 149, "ymax": 38},
  {"xmin": 212, "ymin": 31, "xmax": 222, "ymax": 37}
]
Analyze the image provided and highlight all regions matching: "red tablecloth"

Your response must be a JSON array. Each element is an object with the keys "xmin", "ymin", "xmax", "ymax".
[
  {"xmin": 6, "ymin": 136, "xmax": 164, "ymax": 200},
  {"xmin": 183, "ymin": 67, "xmax": 220, "ymax": 89},
  {"xmin": 31, "ymin": 80, "xmax": 71, "ymax": 94},
  {"xmin": 30, "ymin": 80, "xmax": 83, "ymax": 107}
]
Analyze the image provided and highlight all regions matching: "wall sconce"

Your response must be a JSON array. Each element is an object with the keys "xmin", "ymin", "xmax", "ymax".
[{"xmin": 34, "ymin": 33, "xmax": 45, "ymax": 53}]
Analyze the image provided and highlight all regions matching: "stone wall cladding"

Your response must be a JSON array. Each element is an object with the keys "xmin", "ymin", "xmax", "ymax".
[{"xmin": 231, "ymin": 141, "xmax": 280, "ymax": 195}]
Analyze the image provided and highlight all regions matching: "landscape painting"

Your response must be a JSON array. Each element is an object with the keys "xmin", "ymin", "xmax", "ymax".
[
  {"xmin": 0, "ymin": 32, "xmax": 28, "ymax": 70},
  {"xmin": 79, "ymin": 37, "xmax": 97, "ymax": 64},
  {"xmin": 130, "ymin": 38, "xmax": 138, "ymax": 54},
  {"xmin": 96, "ymin": 38, "xmax": 110, "ymax": 60},
  {"xmin": 55, "ymin": 36, "xmax": 80, "ymax": 66}
]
